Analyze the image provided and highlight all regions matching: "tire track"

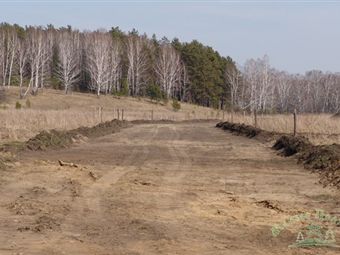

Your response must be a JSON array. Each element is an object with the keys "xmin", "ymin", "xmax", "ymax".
[{"xmin": 42, "ymin": 125, "xmax": 160, "ymax": 253}]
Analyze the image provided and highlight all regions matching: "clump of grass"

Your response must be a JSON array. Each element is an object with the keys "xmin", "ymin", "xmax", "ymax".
[
  {"xmin": 25, "ymin": 99, "xmax": 31, "ymax": 108},
  {"xmin": 172, "ymin": 99, "xmax": 181, "ymax": 112},
  {"xmin": 15, "ymin": 101, "xmax": 22, "ymax": 109}
]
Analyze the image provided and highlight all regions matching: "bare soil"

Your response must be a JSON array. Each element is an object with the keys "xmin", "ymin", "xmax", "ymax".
[
  {"xmin": 0, "ymin": 122, "xmax": 339, "ymax": 254},
  {"xmin": 217, "ymin": 121, "xmax": 340, "ymax": 189}
]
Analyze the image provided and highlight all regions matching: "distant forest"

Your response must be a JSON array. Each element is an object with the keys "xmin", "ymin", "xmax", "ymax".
[{"xmin": 0, "ymin": 23, "xmax": 339, "ymax": 113}]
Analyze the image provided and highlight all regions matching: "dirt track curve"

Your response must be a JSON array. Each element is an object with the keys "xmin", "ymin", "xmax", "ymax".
[{"xmin": 0, "ymin": 122, "xmax": 339, "ymax": 255}]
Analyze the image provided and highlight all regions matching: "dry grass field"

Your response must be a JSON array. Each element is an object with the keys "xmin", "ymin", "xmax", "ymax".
[
  {"xmin": 225, "ymin": 112, "xmax": 340, "ymax": 145},
  {"xmin": 0, "ymin": 88, "xmax": 220, "ymax": 142},
  {"xmin": 0, "ymin": 87, "xmax": 339, "ymax": 145}
]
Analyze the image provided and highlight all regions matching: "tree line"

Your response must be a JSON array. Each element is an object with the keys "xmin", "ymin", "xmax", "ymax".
[
  {"xmin": 228, "ymin": 55, "xmax": 340, "ymax": 114},
  {"xmin": 0, "ymin": 23, "xmax": 234, "ymax": 108},
  {"xmin": 0, "ymin": 23, "xmax": 339, "ymax": 113}
]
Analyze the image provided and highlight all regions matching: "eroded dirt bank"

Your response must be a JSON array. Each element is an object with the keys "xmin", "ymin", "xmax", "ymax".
[{"xmin": 0, "ymin": 122, "xmax": 339, "ymax": 254}]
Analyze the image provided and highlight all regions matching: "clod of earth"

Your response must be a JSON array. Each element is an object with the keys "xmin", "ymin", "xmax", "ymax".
[
  {"xmin": 255, "ymin": 200, "xmax": 284, "ymax": 213},
  {"xmin": 89, "ymin": 171, "xmax": 98, "ymax": 180},
  {"xmin": 58, "ymin": 160, "xmax": 79, "ymax": 168},
  {"xmin": 0, "ymin": 153, "xmax": 13, "ymax": 171}
]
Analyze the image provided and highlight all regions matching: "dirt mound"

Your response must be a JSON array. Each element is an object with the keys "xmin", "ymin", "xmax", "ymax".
[
  {"xmin": 273, "ymin": 135, "xmax": 311, "ymax": 156},
  {"xmin": 300, "ymin": 144, "xmax": 340, "ymax": 169},
  {"xmin": 25, "ymin": 119, "xmax": 129, "ymax": 151},
  {"xmin": 130, "ymin": 119, "xmax": 175, "ymax": 125},
  {"xmin": 300, "ymin": 144, "xmax": 340, "ymax": 188},
  {"xmin": 216, "ymin": 121, "xmax": 275, "ymax": 141},
  {"xmin": 217, "ymin": 121, "xmax": 340, "ymax": 189},
  {"xmin": 272, "ymin": 136, "xmax": 340, "ymax": 186},
  {"xmin": 73, "ymin": 119, "xmax": 129, "ymax": 138},
  {"xmin": 26, "ymin": 130, "xmax": 75, "ymax": 150},
  {"xmin": 131, "ymin": 119, "xmax": 218, "ymax": 125}
]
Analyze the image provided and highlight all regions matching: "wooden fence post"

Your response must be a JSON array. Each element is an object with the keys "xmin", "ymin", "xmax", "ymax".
[
  {"xmin": 117, "ymin": 109, "xmax": 120, "ymax": 120},
  {"xmin": 99, "ymin": 106, "xmax": 103, "ymax": 123},
  {"xmin": 222, "ymin": 111, "xmax": 225, "ymax": 121},
  {"xmin": 293, "ymin": 109, "xmax": 297, "ymax": 136},
  {"xmin": 254, "ymin": 110, "xmax": 258, "ymax": 128},
  {"xmin": 122, "ymin": 109, "xmax": 124, "ymax": 121},
  {"xmin": 151, "ymin": 110, "xmax": 154, "ymax": 121}
]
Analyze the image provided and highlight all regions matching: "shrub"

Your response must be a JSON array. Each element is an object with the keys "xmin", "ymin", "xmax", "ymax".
[
  {"xmin": 172, "ymin": 99, "xmax": 181, "ymax": 112},
  {"xmin": 146, "ymin": 84, "xmax": 162, "ymax": 101},
  {"xmin": 0, "ymin": 88, "xmax": 6, "ymax": 103},
  {"xmin": 25, "ymin": 99, "xmax": 31, "ymax": 108},
  {"xmin": 113, "ymin": 79, "xmax": 129, "ymax": 97},
  {"xmin": 120, "ymin": 79, "xmax": 129, "ymax": 96},
  {"xmin": 15, "ymin": 101, "xmax": 22, "ymax": 109},
  {"xmin": 162, "ymin": 94, "xmax": 169, "ymax": 105}
]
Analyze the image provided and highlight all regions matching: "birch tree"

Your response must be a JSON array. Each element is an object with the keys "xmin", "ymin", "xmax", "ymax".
[
  {"xmin": 56, "ymin": 30, "xmax": 81, "ymax": 94},
  {"xmin": 17, "ymin": 34, "xmax": 28, "ymax": 97},
  {"xmin": 225, "ymin": 64, "xmax": 242, "ymax": 111},
  {"xmin": 154, "ymin": 43, "xmax": 181, "ymax": 98},
  {"xmin": 6, "ymin": 27, "xmax": 18, "ymax": 87},
  {"xmin": 243, "ymin": 55, "xmax": 273, "ymax": 112},
  {"xmin": 39, "ymin": 29, "xmax": 54, "ymax": 90},
  {"xmin": 84, "ymin": 31, "xmax": 112, "ymax": 96},
  {"xmin": 108, "ymin": 40, "xmax": 121, "ymax": 94},
  {"xmin": 274, "ymin": 71, "xmax": 291, "ymax": 112},
  {"xmin": 126, "ymin": 35, "xmax": 149, "ymax": 96},
  {"xmin": 0, "ymin": 25, "xmax": 16, "ymax": 87},
  {"xmin": 0, "ymin": 28, "xmax": 5, "ymax": 86},
  {"xmin": 24, "ymin": 27, "xmax": 44, "ymax": 96}
]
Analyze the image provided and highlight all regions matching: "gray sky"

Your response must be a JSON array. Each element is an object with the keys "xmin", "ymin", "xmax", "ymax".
[{"xmin": 1, "ymin": 0, "xmax": 340, "ymax": 73}]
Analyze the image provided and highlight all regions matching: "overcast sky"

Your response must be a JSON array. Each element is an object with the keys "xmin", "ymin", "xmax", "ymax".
[{"xmin": 1, "ymin": 0, "xmax": 340, "ymax": 74}]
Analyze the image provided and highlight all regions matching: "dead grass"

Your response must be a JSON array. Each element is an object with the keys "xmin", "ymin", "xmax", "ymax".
[
  {"xmin": 0, "ymin": 87, "xmax": 221, "ymax": 142},
  {"xmin": 0, "ymin": 88, "xmax": 339, "ymax": 145},
  {"xmin": 224, "ymin": 112, "xmax": 340, "ymax": 145}
]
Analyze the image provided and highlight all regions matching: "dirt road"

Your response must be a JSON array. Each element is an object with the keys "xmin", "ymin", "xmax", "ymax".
[{"xmin": 0, "ymin": 122, "xmax": 339, "ymax": 254}]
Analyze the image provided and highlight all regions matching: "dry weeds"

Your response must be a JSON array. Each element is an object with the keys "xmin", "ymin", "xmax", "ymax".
[
  {"xmin": 0, "ymin": 88, "xmax": 221, "ymax": 142},
  {"xmin": 0, "ymin": 88, "xmax": 339, "ymax": 145},
  {"xmin": 224, "ymin": 112, "xmax": 340, "ymax": 145}
]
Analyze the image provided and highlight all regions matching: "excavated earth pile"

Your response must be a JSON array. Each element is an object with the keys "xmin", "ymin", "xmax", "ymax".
[
  {"xmin": 217, "ymin": 121, "xmax": 340, "ymax": 189},
  {"xmin": 215, "ymin": 121, "xmax": 276, "ymax": 141},
  {"xmin": 273, "ymin": 135, "xmax": 312, "ymax": 156},
  {"xmin": 1, "ymin": 119, "xmax": 130, "ymax": 152},
  {"xmin": 131, "ymin": 119, "xmax": 219, "ymax": 125},
  {"xmin": 25, "ymin": 119, "xmax": 130, "ymax": 151}
]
